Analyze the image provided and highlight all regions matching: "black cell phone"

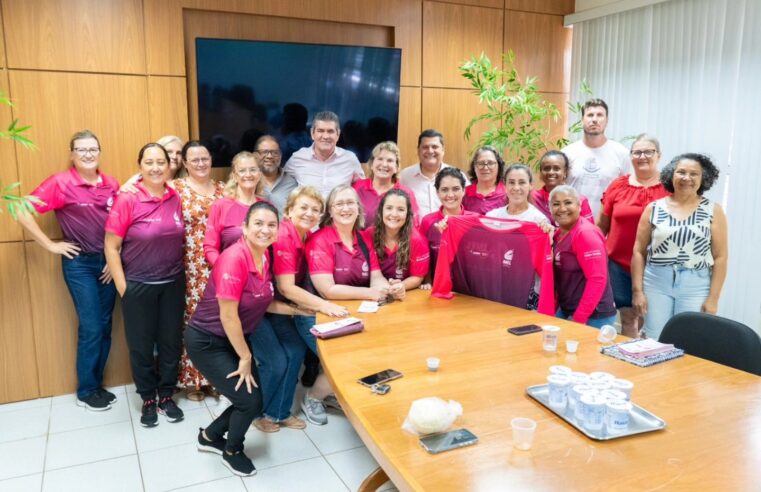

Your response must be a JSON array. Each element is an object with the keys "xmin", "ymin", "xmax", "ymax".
[
  {"xmin": 507, "ymin": 324, "xmax": 542, "ymax": 336},
  {"xmin": 419, "ymin": 428, "xmax": 478, "ymax": 454},
  {"xmin": 357, "ymin": 369, "xmax": 403, "ymax": 387}
]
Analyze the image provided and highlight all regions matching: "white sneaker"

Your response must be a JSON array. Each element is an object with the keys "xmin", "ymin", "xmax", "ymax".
[{"xmin": 301, "ymin": 393, "xmax": 327, "ymax": 425}]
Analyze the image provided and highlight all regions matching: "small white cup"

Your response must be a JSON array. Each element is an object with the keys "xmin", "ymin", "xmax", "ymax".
[
  {"xmin": 572, "ymin": 385, "xmax": 596, "ymax": 422},
  {"xmin": 600, "ymin": 389, "xmax": 628, "ymax": 402},
  {"xmin": 597, "ymin": 324, "xmax": 617, "ymax": 344},
  {"xmin": 511, "ymin": 417, "xmax": 537, "ymax": 451},
  {"xmin": 542, "ymin": 325, "xmax": 561, "ymax": 352},
  {"xmin": 426, "ymin": 357, "xmax": 440, "ymax": 372},
  {"xmin": 566, "ymin": 339, "xmax": 579, "ymax": 353},
  {"xmin": 548, "ymin": 365, "xmax": 572, "ymax": 376},
  {"xmin": 611, "ymin": 378, "xmax": 634, "ymax": 400},
  {"xmin": 547, "ymin": 374, "xmax": 571, "ymax": 411},
  {"xmin": 581, "ymin": 393, "xmax": 607, "ymax": 431},
  {"xmin": 606, "ymin": 399, "xmax": 632, "ymax": 432}
]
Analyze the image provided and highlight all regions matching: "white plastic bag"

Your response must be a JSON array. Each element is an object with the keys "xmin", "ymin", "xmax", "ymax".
[{"xmin": 401, "ymin": 397, "xmax": 463, "ymax": 436}]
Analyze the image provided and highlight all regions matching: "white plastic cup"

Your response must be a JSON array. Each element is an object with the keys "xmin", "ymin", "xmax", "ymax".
[
  {"xmin": 589, "ymin": 371, "xmax": 615, "ymax": 383},
  {"xmin": 572, "ymin": 385, "xmax": 595, "ymax": 421},
  {"xmin": 566, "ymin": 339, "xmax": 579, "ymax": 353},
  {"xmin": 590, "ymin": 380, "xmax": 612, "ymax": 391},
  {"xmin": 597, "ymin": 324, "xmax": 617, "ymax": 344},
  {"xmin": 600, "ymin": 389, "xmax": 628, "ymax": 402},
  {"xmin": 581, "ymin": 393, "xmax": 607, "ymax": 431},
  {"xmin": 547, "ymin": 374, "xmax": 571, "ymax": 411},
  {"xmin": 606, "ymin": 399, "xmax": 632, "ymax": 432},
  {"xmin": 511, "ymin": 417, "xmax": 537, "ymax": 451},
  {"xmin": 542, "ymin": 325, "xmax": 561, "ymax": 352},
  {"xmin": 569, "ymin": 372, "xmax": 590, "ymax": 386},
  {"xmin": 611, "ymin": 379, "xmax": 634, "ymax": 400},
  {"xmin": 426, "ymin": 357, "xmax": 440, "ymax": 372},
  {"xmin": 548, "ymin": 365, "xmax": 572, "ymax": 376}
]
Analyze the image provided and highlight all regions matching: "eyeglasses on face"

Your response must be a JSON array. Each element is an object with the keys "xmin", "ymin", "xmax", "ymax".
[
  {"xmin": 475, "ymin": 161, "xmax": 498, "ymax": 169},
  {"xmin": 332, "ymin": 200, "xmax": 358, "ymax": 209},
  {"xmin": 631, "ymin": 149, "xmax": 657, "ymax": 158},
  {"xmin": 73, "ymin": 148, "xmax": 100, "ymax": 156},
  {"xmin": 255, "ymin": 150, "xmax": 282, "ymax": 157}
]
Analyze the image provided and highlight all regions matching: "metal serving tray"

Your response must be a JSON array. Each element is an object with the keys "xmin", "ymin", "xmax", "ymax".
[{"xmin": 526, "ymin": 384, "xmax": 666, "ymax": 441}]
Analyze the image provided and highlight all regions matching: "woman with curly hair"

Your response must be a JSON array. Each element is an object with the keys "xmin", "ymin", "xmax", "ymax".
[
  {"xmin": 631, "ymin": 153, "xmax": 728, "ymax": 340},
  {"xmin": 364, "ymin": 188, "xmax": 429, "ymax": 291}
]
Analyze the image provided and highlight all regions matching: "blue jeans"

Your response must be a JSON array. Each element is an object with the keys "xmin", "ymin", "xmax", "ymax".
[
  {"xmin": 643, "ymin": 264, "xmax": 711, "ymax": 341},
  {"xmin": 61, "ymin": 254, "xmax": 117, "ymax": 399},
  {"xmin": 608, "ymin": 259, "xmax": 633, "ymax": 308},
  {"xmin": 250, "ymin": 314, "xmax": 309, "ymax": 421},
  {"xmin": 555, "ymin": 308, "xmax": 617, "ymax": 329}
]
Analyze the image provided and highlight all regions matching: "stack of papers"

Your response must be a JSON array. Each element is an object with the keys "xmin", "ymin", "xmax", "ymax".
[
  {"xmin": 618, "ymin": 339, "xmax": 676, "ymax": 358},
  {"xmin": 601, "ymin": 339, "xmax": 685, "ymax": 368},
  {"xmin": 311, "ymin": 317, "xmax": 363, "ymax": 335}
]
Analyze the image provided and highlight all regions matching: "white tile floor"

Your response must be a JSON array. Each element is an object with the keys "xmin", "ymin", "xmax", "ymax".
[{"xmin": 0, "ymin": 384, "xmax": 398, "ymax": 492}]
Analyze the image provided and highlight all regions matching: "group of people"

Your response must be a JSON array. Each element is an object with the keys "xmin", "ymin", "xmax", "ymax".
[{"xmin": 19, "ymin": 102, "xmax": 727, "ymax": 477}]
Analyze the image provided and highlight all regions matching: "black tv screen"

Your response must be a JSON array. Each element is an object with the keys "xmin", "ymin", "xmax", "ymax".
[{"xmin": 195, "ymin": 38, "xmax": 402, "ymax": 166}]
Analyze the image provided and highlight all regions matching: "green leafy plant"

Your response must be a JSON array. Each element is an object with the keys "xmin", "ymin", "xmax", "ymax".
[
  {"xmin": 0, "ymin": 92, "xmax": 40, "ymax": 219},
  {"xmin": 566, "ymin": 79, "xmax": 594, "ymax": 138},
  {"xmin": 459, "ymin": 50, "xmax": 565, "ymax": 169}
]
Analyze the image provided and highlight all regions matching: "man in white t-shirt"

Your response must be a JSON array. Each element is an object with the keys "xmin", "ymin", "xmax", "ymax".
[
  {"xmin": 399, "ymin": 129, "xmax": 469, "ymax": 216},
  {"xmin": 562, "ymin": 99, "xmax": 630, "ymax": 219}
]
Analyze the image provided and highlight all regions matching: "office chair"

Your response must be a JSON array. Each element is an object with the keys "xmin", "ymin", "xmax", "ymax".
[{"xmin": 659, "ymin": 312, "xmax": 761, "ymax": 376}]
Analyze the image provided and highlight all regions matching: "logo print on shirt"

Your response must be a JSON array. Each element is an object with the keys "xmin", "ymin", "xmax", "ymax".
[
  {"xmin": 582, "ymin": 157, "xmax": 600, "ymax": 174},
  {"xmin": 395, "ymin": 267, "xmax": 404, "ymax": 279},
  {"xmin": 361, "ymin": 261, "xmax": 369, "ymax": 273},
  {"xmin": 106, "ymin": 196, "xmax": 114, "ymax": 211},
  {"xmin": 173, "ymin": 212, "xmax": 182, "ymax": 228},
  {"xmin": 502, "ymin": 249, "xmax": 514, "ymax": 267}
]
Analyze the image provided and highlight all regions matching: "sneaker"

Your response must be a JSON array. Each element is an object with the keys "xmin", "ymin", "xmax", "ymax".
[
  {"xmin": 279, "ymin": 415, "xmax": 307, "ymax": 430},
  {"xmin": 196, "ymin": 428, "xmax": 226, "ymax": 455},
  {"xmin": 141, "ymin": 399, "xmax": 159, "ymax": 427},
  {"xmin": 97, "ymin": 387, "xmax": 117, "ymax": 404},
  {"xmin": 222, "ymin": 450, "xmax": 257, "ymax": 477},
  {"xmin": 76, "ymin": 392, "xmax": 111, "ymax": 412},
  {"xmin": 158, "ymin": 396, "xmax": 184, "ymax": 423},
  {"xmin": 301, "ymin": 393, "xmax": 327, "ymax": 425},
  {"xmin": 323, "ymin": 394, "xmax": 343, "ymax": 412},
  {"xmin": 253, "ymin": 417, "xmax": 280, "ymax": 433}
]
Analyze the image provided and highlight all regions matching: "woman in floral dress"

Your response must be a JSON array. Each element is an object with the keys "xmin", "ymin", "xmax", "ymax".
[{"xmin": 175, "ymin": 141, "xmax": 225, "ymax": 400}]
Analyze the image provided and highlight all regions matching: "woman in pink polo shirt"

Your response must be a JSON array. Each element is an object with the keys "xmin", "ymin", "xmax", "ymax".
[
  {"xmin": 352, "ymin": 141, "xmax": 419, "ymax": 228},
  {"xmin": 462, "ymin": 145, "xmax": 506, "ymax": 215},
  {"xmin": 204, "ymin": 151, "xmax": 264, "ymax": 266},
  {"xmin": 550, "ymin": 185, "xmax": 616, "ymax": 328},
  {"xmin": 186, "ymin": 200, "xmax": 309, "ymax": 476},
  {"xmin": 365, "ymin": 189, "xmax": 429, "ymax": 291},
  {"xmin": 104, "ymin": 143, "xmax": 186, "ymax": 428},
  {"xmin": 17, "ymin": 129, "xmax": 119, "ymax": 412},
  {"xmin": 306, "ymin": 184, "xmax": 398, "ymax": 301}
]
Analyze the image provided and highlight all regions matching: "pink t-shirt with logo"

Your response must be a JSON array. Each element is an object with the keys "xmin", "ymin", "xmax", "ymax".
[
  {"xmin": 352, "ymin": 179, "xmax": 420, "ymax": 228},
  {"xmin": 306, "ymin": 224, "xmax": 380, "ymax": 287},
  {"xmin": 190, "ymin": 238, "xmax": 274, "ymax": 337},
  {"xmin": 204, "ymin": 197, "xmax": 249, "ymax": 267},
  {"xmin": 362, "ymin": 226, "xmax": 429, "ymax": 280},
  {"xmin": 462, "ymin": 182, "xmax": 507, "ymax": 215},
  {"xmin": 105, "ymin": 183, "xmax": 184, "ymax": 282},
  {"xmin": 419, "ymin": 207, "xmax": 478, "ymax": 278},
  {"xmin": 553, "ymin": 218, "xmax": 616, "ymax": 323},
  {"xmin": 31, "ymin": 167, "xmax": 119, "ymax": 253}
]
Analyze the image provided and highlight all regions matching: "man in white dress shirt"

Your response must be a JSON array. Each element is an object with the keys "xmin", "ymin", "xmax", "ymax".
[
  {"xmin": 283, "ymin": 111, "xmax": 365, "ymax": 198},
  {"xmin": 562, "ymin": 99, "xmax": 630, "ymax": 219},
  {"xmin": 399, "ymin": 129, "xmax": 469, "ymax": 217}
]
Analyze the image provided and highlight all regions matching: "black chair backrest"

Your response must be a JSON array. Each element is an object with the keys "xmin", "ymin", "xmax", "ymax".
[{"xmin": 659, "ymin": 312, "xmax": 761, "ymax": 376}]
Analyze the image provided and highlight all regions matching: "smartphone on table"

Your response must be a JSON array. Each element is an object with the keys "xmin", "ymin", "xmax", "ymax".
[
  {"xmin": 419, "ymin": 428, "xmax": 478, "ymax": 454},
  {"xmin": 357, "ymin": 369, "xmax": 403, "ymax": 387},
  {"xmin": 507, "ymin": 324, "xmax": 542, "ymax": 336}
]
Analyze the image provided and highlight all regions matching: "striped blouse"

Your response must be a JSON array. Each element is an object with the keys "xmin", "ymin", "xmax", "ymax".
[{"xmin": 647, "ymin": 197, "xmax": 714, "ymax": 269}]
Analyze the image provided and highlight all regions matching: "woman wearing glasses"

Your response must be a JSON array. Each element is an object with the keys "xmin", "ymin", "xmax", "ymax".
[
  {"xmin": 598, "ymin": 134, "xmax": 669, "ymax": 337},
  {"xmin": 462, "ymin": 146, "xmax": 506, "ymax": 215},
  {"xmin": 17, "ymin": 130, "xmax": 120, "ymax": 411},
  {"xmin": 174, "ymin": 141, "xmax": 226, "ymax": 400}
]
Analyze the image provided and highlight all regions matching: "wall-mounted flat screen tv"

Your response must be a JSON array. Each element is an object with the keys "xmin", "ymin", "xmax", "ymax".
[{"xmin": 195, "ymin": 38, "xmax": 402, "ymax": 166}]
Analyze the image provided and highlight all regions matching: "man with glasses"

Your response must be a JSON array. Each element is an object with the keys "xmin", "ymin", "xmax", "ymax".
[
  {"xmin": 562, "ymin": 99, "xmax": 630, "ymax": 219},
  {"xmin": 255, "ymin": 135, "xmax": 297, "ymax": 215},
  {"xmin": 399, "ymin": 129, "xmax": 469, "ymax": 217},
  {"xmin": 283, "ymin": 111, "xmax": 364, "ymax": 199}
]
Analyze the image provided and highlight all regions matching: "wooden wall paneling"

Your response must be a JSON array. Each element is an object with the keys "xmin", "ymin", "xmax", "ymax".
[
  {"xmin": 0, "ymin": 68, "xmax": 23, "ymax": 242},
  {"xmin": 504, "ymin": 11, "xmax": 572, "ymax": 93},
  {"xmin": 182, "ymin": 8, "xmax": 394, "ymax": 140},
  {"xmin": 148, "ymin": 76, "xmax": 190, "ymax": 142},
  {"xmin": 0, "ymin": 5, "xmax": 6, "ymax": 68},
  {"xmin": 428, "ymin": 0, "xmax": 504, "ymax": 8},
  {"xmin": 9, "ymin": 70, "xmax": 151, "ymax": 239},
  {"xmin": 0, "ymin": 242, "xmax": 39, "ymax": 403},
  {"xmin": 543, "ymin": 91, "xmax": 569, "ymax": 145},
  {"xmin": 422, "ymin": 1, "xmax": 505, "ymax": 89},
  {"xmin": 398, "ymin": 86, "xmax": 422, "ymax": 168},
  {"xmin": 144, "ymin": 0, "xmax": 186, "ymax": 76},
  {"xmin": 3, "ymin": 0, "xmax": 146, "ymax": 74},
  {"xmin": 421, "ymin": 88, "xmax": 494, "ymax": 170},
  {"xmin": 505, "ymin": 0, "xmax": 575, "ymax": 15}
]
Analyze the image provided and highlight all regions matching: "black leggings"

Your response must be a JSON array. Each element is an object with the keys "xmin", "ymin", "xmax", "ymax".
[{"xmin": 185, "ymin": 326, "xmax": 262, "ymax": 452}]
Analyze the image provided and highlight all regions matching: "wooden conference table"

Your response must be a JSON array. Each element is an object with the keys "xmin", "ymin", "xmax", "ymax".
[{"xmin": 317, "ymin": 290, "xmax": 761, "ymax": 491}]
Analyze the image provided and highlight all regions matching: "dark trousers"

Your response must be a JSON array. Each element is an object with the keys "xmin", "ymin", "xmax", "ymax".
[
  {"xmin": 61, "ymin": 254, "xmax": 117, "ymax": 399},
  {"xmin": 121, "ymin": 275, "xmax": 185, "ymax": 400},
  {"xmin": 185, "ymin": 326, "xmax": 262, "ymax": 452}
]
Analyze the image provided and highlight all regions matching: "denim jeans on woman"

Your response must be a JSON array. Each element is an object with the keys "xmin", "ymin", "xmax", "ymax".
[
  {"xmin": 61, "ymin": 253, "xmax": 117, "ymax": 400},
  {"xmin": 250, "ymin": 314, "xmax": 309, "ymax": 421},
  {"xmin": 555, "ymin": 309, "xmax": 617, "ymax": 329},
  {"xmin": 643, "ymin": 264, "xmax": 711, "ymax": 341}
]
